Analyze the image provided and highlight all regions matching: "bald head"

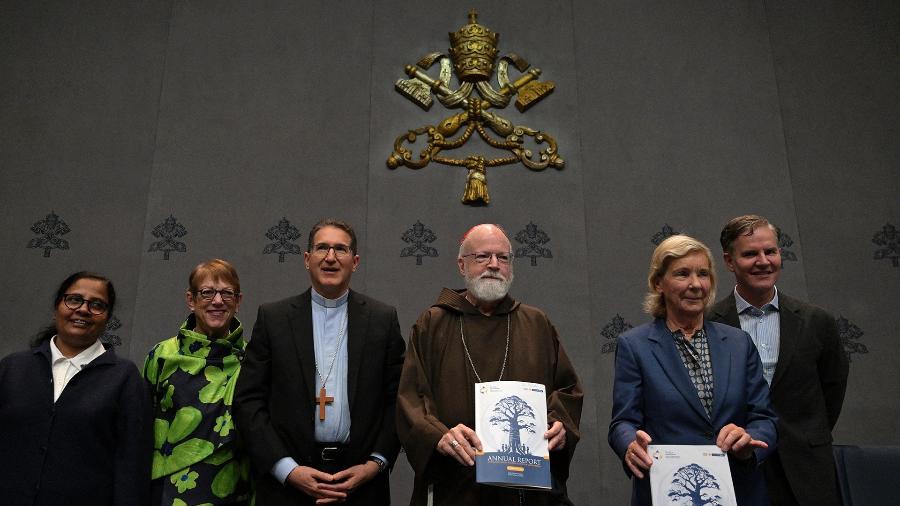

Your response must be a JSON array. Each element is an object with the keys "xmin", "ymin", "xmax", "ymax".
[
  {"xmin": 458, "ymin": 224, "xmax": 511, "ymax": 258},
  {"xmin": 457, "ymin": 224, "xmax": 514, "ymax": 308}
]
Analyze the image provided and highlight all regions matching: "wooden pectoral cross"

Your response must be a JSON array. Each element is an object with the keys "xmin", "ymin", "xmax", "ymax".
[{"xmin": 315, "ymin": 387, "xmax": 334, "ymax": 421}]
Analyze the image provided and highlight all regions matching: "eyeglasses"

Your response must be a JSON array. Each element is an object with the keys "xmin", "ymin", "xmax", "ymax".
[
  {"xmin": 311, "ymin": 243, "xmax": 353, "ymax": 258},
  {"xmin": 194, "ymin": 288, "xmax": 239, "ymax": 302},
  {"xmin": 62, "ymin": 294, "xmax": 109, "ymax": 315},
  {"xmin": 460, "ymin": 252, "xmax": 512, "ymax": 264}
]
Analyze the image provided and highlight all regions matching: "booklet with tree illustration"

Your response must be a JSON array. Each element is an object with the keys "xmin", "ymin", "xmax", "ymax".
[
  {"xmin": 648, "ymin": 445, "xmax": 737, "ymax": 506},
  {"xmin": 474, "ymin": 381, "xmax": 551, "ymax": 489}
]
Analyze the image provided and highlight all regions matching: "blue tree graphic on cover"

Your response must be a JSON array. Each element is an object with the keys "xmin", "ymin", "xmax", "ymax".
[
  {"xmin": 667, "ymin": 463, "xmax": 723, "ymax": 506},
  {"xmin": 489, "ymin": 395, "xmax": 537, "ymax": 455}
]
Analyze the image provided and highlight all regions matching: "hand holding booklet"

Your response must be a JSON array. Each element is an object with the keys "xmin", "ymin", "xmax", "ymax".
[
  {"xmin": 474, "ymin": 381, "xmax": 551, "ymax": 489},
  {"xmin": 648, "ymin": 445, "xmax": 737, "ymax": 506}
]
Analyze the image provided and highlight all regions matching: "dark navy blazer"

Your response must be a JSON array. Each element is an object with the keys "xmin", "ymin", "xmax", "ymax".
[{"xmin": 608, "ymin": 319, "xmax": 777, "ymax": 506}]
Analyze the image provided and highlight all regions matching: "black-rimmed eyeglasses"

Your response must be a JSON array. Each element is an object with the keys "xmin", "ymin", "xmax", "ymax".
[
  {"xmin": 62, "ymin": 294, "xmax": 109, "ymax": 315},
  {"xmin": 194, "ymin": 288, "xmax": 239, "ymax": 302},
  {"xmin": 460, "ymin": 252, "xmax": 512, "ymax": 264}
]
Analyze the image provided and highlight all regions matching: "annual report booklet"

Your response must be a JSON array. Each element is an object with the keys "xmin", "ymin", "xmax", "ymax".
[
  {"xmin": 474, "ymin": 381, "xmax": 551, "ymax": 489},
  {"xmin": 648, "ymin": 445, "xmax": 737, "ymax": 506}
]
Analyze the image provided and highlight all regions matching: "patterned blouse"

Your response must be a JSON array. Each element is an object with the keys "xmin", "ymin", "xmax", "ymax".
[{"xmin": 671, "ymin": 327, "xmax": 715, "ymax": 418}]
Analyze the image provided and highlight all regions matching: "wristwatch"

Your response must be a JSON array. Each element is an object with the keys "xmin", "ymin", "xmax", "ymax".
[{"xmin": 367, "ymin": 455, "xmax": 388, "ymax": 474}]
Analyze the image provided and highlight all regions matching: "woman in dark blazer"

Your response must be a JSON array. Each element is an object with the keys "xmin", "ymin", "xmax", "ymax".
[
  {"xmin": 608, "ymin": 235, "xmax": 777, "ymax": 505},
  {"xmin": 0, "ymin": 272, "xmax": 152, "ymax": 506}
]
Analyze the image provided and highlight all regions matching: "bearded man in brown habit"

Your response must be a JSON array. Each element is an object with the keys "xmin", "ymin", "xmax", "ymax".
[{"xmin": 397, "ymin": 223, "xmax": 583, "ymax": 506}]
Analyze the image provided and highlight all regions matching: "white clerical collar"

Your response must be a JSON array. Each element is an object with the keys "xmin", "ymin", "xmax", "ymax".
[
  {"xmin": 734, "ymin": 285, "xmax": 780, "ymax": 312},
  {"xmin": 311, "ymin": 288, "xmax": 349, "ymax": 308},
  {"xmin": 50, "ymin": 335, "xmax": 106, "ymax": 367}
]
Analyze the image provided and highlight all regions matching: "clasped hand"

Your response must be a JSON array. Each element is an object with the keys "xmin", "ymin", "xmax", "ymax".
[
  {"xmin": 286, "ymin": 462, "xmax": 380, "ymax": 504},
  {"xmin": 436, "ymin": 421, "xmax": 567, "ymax": 467}
]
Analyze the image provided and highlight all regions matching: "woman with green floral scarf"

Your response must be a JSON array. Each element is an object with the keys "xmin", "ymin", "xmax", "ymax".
[{"xmin": 143, "ymin": 259, "xmax": 251, "ymax": 505}]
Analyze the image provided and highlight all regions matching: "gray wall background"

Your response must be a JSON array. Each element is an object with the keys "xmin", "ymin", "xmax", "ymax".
[{"xmin": 2, "ymin": 1, "xmax": 897, "ymax": 503}]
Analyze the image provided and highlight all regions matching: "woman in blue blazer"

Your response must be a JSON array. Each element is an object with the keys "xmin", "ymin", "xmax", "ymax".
[{"xmin": 608, "ymin": 235, "xmax": 777, "ymax": 505}]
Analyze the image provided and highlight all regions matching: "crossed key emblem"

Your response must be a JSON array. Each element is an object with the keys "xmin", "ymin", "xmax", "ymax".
[{"xmin": 387, "ymin": 10, "xmax": 564, "ymax": 205}]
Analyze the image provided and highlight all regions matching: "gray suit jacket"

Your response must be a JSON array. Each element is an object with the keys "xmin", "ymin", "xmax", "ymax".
[{"xmin": 709, "ymin": 291, "xmax": 848, "ymax": 505}]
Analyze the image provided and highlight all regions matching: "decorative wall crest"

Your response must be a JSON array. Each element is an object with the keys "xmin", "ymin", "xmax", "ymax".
[
  {"xmin": 836, "ymin": 316, "xmax": 869, "ymax": 362},
  {"xmin": 651, "ymin": 224, "xmax": 678, "ymax": 246},
  {"xmin": 27, "ymin": 211, "xmax": 70, "ymax": 257},
  {"xmin": 263, "ymin": 217, "xmax": 302, "ymax": 263},
  {"xmin": 777, "ymin": 230, "xmax": 798, "ymax": 265},
  {"xmin": 401, "ymin": 221, "xmax": 439, "ymax": 265},
  {"xmin": 600, "ymin": 314, "xmax": 633, "ymax": 354},
  {"xmin": 514, "ymin": 221, "xmax": 552, "ymax": 266},
  {"xmin": 100, "ymin": 316, "xmax": 122, "ymax": 347},
  {"xmin": 387, "ymin": 10, "xmax": 563, "ymax": 205},
  {"xmin": 148, "ymin": 215, "xmax": 187, "ymax": 260},
  {"xmin": 872, "ymin": 223, "xmax": 898, "ymax": 267}
]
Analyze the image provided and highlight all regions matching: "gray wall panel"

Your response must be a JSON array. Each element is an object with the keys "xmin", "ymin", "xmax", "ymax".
[
  {"xmin": 766, "ymin": 0, "xmax": 900, "ymax": 443},
  {"xmin": 574, "ymin": 1, "xmax": 813, "ymax": 502},
  {"xmin": 2, "ymin": 0, "xmax": 897, "ymax": 502},
  {"xmin": 130, "ymin": 0, "xmax": 376, "ymax": 359},
  {"xmin": 0, "ymin": 0, "xmax": 171, "ymax": 358}
]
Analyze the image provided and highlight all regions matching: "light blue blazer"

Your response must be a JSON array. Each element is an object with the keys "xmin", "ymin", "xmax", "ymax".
[{"xmin": 608, "ymin": 319, "xmax": 777, "ymax": 506}]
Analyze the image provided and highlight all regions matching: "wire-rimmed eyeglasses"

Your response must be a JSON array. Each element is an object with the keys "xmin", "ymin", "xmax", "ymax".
[
  {"xmin": 460, "ymin": 252, "xmax": 512, "ymax": 264},
  {"xmin": 311, "ymin": 243, "xmax": 353, "ymax": 258}
]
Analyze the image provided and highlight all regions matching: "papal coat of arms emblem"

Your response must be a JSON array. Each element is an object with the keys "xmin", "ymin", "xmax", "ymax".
[{"xmin": 387, "ymin": 10, "xmax": 563, "ymax": 205}]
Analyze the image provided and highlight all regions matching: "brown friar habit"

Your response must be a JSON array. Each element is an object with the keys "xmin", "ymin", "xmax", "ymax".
[{"xmin": 397, "ymin": 288, "xmax": 583, "ymax": 506}]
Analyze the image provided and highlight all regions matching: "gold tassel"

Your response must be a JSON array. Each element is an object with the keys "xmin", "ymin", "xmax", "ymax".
[{"xmin": 462, "ymin": 157, "xmax": 489, "ymax": 204}]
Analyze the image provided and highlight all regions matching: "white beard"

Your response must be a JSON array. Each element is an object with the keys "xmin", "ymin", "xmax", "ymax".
[{"xmin": 465, "ymin": 270, "xmax": 514, "ymax": 302}]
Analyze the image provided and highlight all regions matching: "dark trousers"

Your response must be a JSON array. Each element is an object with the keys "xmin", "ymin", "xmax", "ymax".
[{"xmin": 764, "ymin": 453, "xmax": 799, "ymax": 506}]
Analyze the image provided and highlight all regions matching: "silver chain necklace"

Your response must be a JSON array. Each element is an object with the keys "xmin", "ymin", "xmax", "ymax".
[
  {"xmin": 314, "ymin": 312, "xmax": 348, "ymax": 388},
  {"xmin": 459, "ymin": 313, "xmax": 510, "ymax": 383}
]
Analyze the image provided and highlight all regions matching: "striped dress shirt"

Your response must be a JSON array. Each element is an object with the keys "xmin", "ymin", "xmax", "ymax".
[{"xmin": 734, "ymin": 287, "xmax": 780, "ymax": 385}]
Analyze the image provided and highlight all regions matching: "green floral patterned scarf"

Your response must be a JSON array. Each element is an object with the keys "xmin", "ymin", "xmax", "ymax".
[{"xmin": 143, "ymin": 315, "xmax": 250, "ymax": 504}]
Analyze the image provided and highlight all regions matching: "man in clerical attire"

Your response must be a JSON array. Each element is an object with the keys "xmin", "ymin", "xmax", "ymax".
[
  {"xmin": 234, "ymin": 219, "xmax": 406, "ymax": 505},
  {"xmin": 397, "ymin": 223, "xmax": 583, "ymax": 506}
]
